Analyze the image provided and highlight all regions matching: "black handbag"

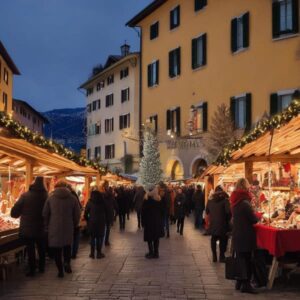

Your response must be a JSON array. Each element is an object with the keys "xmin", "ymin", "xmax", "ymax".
[{"xmin": 225, "ymin": 253, "xmax": 248, "ymax": 280}]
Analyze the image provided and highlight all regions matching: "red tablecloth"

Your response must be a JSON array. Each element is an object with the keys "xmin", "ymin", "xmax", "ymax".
[{"xmin": 255, "ymin": 224, "xmax": 300, "ymax": 257}]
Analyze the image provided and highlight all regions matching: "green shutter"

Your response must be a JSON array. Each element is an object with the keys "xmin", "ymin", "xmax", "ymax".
[
  {"xmin": 191, "ymin": 38, "xmax": 197, "ymax": 69},
  {"xmin": 169, "ymin": 50, "xmax": 174, "ymax": 78},
  {"xmin": 177, "ymin": 47, "xmax": 181, "ymax": 75},
  {"xmin": 195, "ymin": 0, "xmax": 201, "ymax": 11},
  {"xmin": 167, "ymin": 110, "xmax": 171, "ymax": 130},
  {"xmin": 154, "ymin": 115, "xmax": 158, "ymax": 133},
  {"xmin": 231, "ymin": 18, "xmax": 238, "ymax": 52},
  {"xmin": 243, "ymin": 12, "xmax": 250, "ymax": 48},
  {"xmin": 156, "ymin": 60, "xmax": 159, "ymax": 84},
  {"xmin": 272, "ymin": 1, "xmax": 280, "ymax": 38},
  {"xmin": 245, "ymin": 93, "xmax": 252, "ymax": 131},
  {"xmin": 230, "ymin": 97, "xmax": 236, "ymax": 128},
  {"xmin": 119, "ymin": 116, "xmax": 122, "ymax": 130},
  {"xmin": 202, "ymin": 102, "xmax": 208, "ymax": 131},
  {"xmin": 176, "ymin": 107, "xmax": 181, "ymax": 135},
  {"xmin": 202, "ymin": 34, "xmax": 207, "ymax": 65},
  {"xmin": 270, "ymin": 93, "xmax": 279, "ymax": 115},
  {"xmin": 170, "ymin": 10, "xmax": 173, "ymax": 29},
  {"xmin": 292, "ymin": 0, "xmax": 299, "ymax": 33},
  {"xmin": 147, "ymin": 64, "xmax": 152, "ymax": 87}
]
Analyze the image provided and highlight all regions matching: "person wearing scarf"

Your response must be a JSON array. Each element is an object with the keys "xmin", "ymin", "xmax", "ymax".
[{"xmin": 230, "ymin": 178, "xmax": 258, "ymax": 294}]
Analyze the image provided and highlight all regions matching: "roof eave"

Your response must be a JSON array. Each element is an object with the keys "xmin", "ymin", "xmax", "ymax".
[
  {"xmin": 79, "ymin": 52, "xmax": 140, "ymax": 89},
  {"xmin": 0, "ymin": 41, "xmax": 21, "ymax": 75},
  {"xmin": 126, "ymin": 0, "xmax": 167, "ymax": 27}
]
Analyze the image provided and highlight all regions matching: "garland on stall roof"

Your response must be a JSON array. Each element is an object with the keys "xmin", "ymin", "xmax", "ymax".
[
  {"xmin": 215, "ymin": 99, "xmax": 300, "ymax": 167},
  {"xmin": 0, "ymin": 112, "xmax": 107, "ymax": 175}
]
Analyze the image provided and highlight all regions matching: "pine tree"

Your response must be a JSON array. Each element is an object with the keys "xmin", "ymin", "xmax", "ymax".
[
  {"xmin": 139, "ymin": 126, "xmax": 163, "ymax": 189},
  {"xmin": 205, "ymin": 103, "xmax": 237, "ymax": 161}
]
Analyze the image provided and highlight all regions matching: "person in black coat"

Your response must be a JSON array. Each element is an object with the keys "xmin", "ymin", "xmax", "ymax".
[
  {"xmin": 159, "ymin": 182, "xmax": 171, "ymax": 238},
  {"xmin": 192, "ymin": 185, "xmax": 205, "ymax": 229},
  {"xmin": 116, "ymin": 186, "xmax": 128, "ymax": 230},
  {"xmin": 134, "ymin": 186, "xmax": 146, "ymax": 229},
  {"xmin": 102, "ymin": 181, "xmax": 115, "ymax": 246},
  {"xmin": 206, "ymin": 185, "xmax": 231, "ymax": 263},
  {"xmin": 84, "ymin": 189, "xmax": 108, "ymax": 259},
  {"xmin": 141, "ymin": 185, "xmax": 164, "ymax": 259},
  {"xmin": 11, "ymin": 176, "xmax": 48, "ymax": 277},
  {"xmin": 174, "ymin": 188, "xmax": 187, "ymax": 235},
  {"xmin": 230, "ymin": 178, "xmax": 258, "ymax": 294}
]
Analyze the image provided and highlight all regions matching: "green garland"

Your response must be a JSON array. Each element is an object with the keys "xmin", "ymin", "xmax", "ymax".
[
  {"xmin": 215, "ymin": 99, "xmax": 300, "ymax": 166},
  {"xmin": 0, "ymin": 112, "xmax": 106, "ymax": 175}
]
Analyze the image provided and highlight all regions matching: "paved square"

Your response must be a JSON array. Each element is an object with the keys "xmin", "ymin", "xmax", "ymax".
[{"xmin": 0, "ymin": 217, "xmax": 299, "ymax": 299}]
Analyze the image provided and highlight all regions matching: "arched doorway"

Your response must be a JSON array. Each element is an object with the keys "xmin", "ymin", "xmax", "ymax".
[
  {"xmin": 192, "ymin": 158, "xmax": 207, "ymax": 178},
  {"xmin": 166, "ymin": 157, "xmax": 184, "ymax": 180}
]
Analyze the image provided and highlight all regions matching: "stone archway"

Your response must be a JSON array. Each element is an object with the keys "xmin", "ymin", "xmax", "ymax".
[
  {"xmin": 166, "ymin": 157, "xmax": 184, "ymax": 180},
  {"xmin": 191, "ymin": 157, "xmax": 208, "ymax": 178}
]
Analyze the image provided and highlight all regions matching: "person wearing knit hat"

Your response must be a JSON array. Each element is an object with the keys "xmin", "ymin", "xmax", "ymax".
[{"xmin": 141, "ymin": 185, "xmax": 164, "ymax": 259}]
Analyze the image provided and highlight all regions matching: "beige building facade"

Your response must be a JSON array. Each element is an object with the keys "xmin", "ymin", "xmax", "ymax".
[{"xmin": 80, "ymin": 45, "xmax": 140, "ymax": 173}]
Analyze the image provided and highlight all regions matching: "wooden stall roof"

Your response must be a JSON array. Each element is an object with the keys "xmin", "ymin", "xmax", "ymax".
[
  {"xmin": 230, "ymin": 115, "xmax": 300, "ymax": 163},
  {"xmin": 0, "ymin": 135, "xmax": 98, "ymax": 177},
  {"xmin": 203, "ymin": 114, "xmax": 300, "ymax": 177}
]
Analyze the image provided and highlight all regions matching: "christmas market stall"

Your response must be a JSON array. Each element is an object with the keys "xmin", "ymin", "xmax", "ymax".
[
  {"xmin": 204, "ymin": 95, "xmax": 300, "ymax": 288},
  {"xmin": 0, "ymin": 112, "xmax": 105, "ymax": 277}
]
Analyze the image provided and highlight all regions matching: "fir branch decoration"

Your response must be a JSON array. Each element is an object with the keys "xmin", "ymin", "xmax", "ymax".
[{"xmin": 0, "ymin": 112, "xmax": 106, "ymax": 174}]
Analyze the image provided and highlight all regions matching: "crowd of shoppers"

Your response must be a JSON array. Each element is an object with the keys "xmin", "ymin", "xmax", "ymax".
[{"xmin": 10, "ymin": 176, "xmax": 260, "ymax": 294}]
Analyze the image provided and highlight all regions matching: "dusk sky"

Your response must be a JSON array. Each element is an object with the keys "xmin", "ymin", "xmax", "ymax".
[{"xmin": 0, "ymin": 0, "xmax": 151, "ymax": 112}]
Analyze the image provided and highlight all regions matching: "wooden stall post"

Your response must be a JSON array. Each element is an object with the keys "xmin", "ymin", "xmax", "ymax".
[
  {"xmin": 84, "ymin": 176, "xmax": 92, "ymax": 205},
  {"xmin": 25, "ymin": 160, "xmax": 33, "ymax": 191},
  {"xmin": 96, "ymin": 174, "xmax": 101, "ymax": 187},
  {"xmin": 245, "ymin": 161, "xmax": 253, "ymax": 184}
]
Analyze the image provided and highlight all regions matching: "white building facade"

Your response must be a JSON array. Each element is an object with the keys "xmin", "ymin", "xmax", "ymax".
[{"xmin": 80, "ymin": 46, "xmax": 140, "ymax": 173}]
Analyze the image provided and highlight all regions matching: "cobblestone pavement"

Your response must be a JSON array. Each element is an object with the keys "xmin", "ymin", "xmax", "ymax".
[{"xmin": 1, "ymin": 216, "xmax": 300, "ymax": 300}]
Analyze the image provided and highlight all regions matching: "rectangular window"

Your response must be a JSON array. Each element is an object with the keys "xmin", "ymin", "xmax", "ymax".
[
  {"xmin": 120, "ymin": 67, "xmax": 129, "ymax": 79},
  {"xmin": 3, "ymin": 68, "xmax": 8, "ymax": 84},
  {"xmin": 150, "ymin": 22, "xmax": 159, "ymax": 40},
  {"xmin": 106, "ymin": 94, "xmax": 114, "ymax": 107},
  {"xmin": 149, "ymin": 115, "xmax": 158, "ymax": 133},
  {"xmin": 97, "ymin": 99, "xmax": 101, "ymax": 109},
  {"xmin": 107, "ymin": 74, "xmax": 114, "ymax": 85},
  {"xmin": 270, "ymin": 91, "xmax": 296, "ymax": 115},
  {"xmin": 166, "ymin": 107, "xmax": 181, "ymax": 136},
  {"xmin": 192, "ymin": 34, "xmax": 207, "ymax": 69},
  {"xmin": 147, "ymin": 60, "xmax": 159, "ymax": 87},
  {"xmin": 3, "ymin": 93, "xmax": 8, "ymax": 112},
  {"xmin": 230, "ymin": 93, "xmax": 252, "ymax": 130},
  {"xmin": 231, "ymin": 12, "xmax": 249, "ymax": 53},
  {"xmin": 169, "ymin": 47, "xmax": 181, "ymax": 78},
  {"xmin": 92, "ymin": 100, "xmax": 97, "ymax": 111},
  {"xmin": 87, "ymin": 87, "xmax": 93, "ymax": 96},
  {"xmin": 105, "ymin": 118, "xmax": 114, "ymax": 133},
  {"xmin": 87, "ymin": 148, "xmax": 91, "ymax": 160},
  {"xmin": 191, "ymin": 103, "xmax": 208, "ymax": 132},
  {"xmin": 170, "ymin": 6, "xmax": 180, "ymax": 30},
  {"xmin": 121, "ymin": 88, "xmax": 130, "ymax": 103},
  {"xmin": 94, "ymin": 146, "xmax": 101, "ymax": 159},
  {"xmin": 87, "ymin": 104, "xmax": 92, "ymax": 113},
  {"xmin": 96, "ymin": 81, "xmax": 105, "ymax": 91},
  {"xmin": 273, "ymin": 0, "xmax": 299, "ymax": 38},
  {"xmin": 95, "ymin": 121, "xmax": 101, "ymax": 135},
  {"xmin": 105, "ymin": 144, "xmax": 115, "ymax": 159},
  {"xmin": 195, "ymin": 0, "xmax": 207, "ymax": 11},
  {"xmin": 119, "ymin": 113, "xmax": 130, "ymax": 130}
]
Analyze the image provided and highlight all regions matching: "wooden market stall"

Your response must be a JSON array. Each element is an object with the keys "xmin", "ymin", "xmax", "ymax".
[{"xmin": 203, "ymin": 99, "xmax": 300, "ymax": 289}]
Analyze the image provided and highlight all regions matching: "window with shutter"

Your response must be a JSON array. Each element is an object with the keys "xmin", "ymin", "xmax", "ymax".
[
  {"xmin": 192, "ymin": 34, "xmax": 207, "ymax": 69},
  {"xmin": 150, "ymin": 22, "xmax": 159, "ymax": 40},
  {"xmin": 231, "ymin": 12, "xmax": 249, "ymax": 53},
  {"xmin": 273, "ymin": 0, "xmax": 299, "ymax": 38},
  {"xmin": 169, "ymin": 48, "xmax": 181, "ymax": 78},
  {"xmin": 148, "ymin": 61, "xmax": 159, "ymax": 87},
  {"xmin": 170, "ymin": 6, "xmax": 180, "ymax": 30},
  {"xmin": 195, "ymin": 0, "xmax": 207, "ymax": 11},
  {"xmin": 230, "ymin": 94, "xmax": 251, "ymax": 129}
]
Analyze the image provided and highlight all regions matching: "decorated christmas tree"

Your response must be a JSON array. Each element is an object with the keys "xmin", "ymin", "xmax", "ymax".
[
  {"xmin": 205, "ymin": 103, "xmax": 237, "ymax": 161},
  {"xmin": 139, "ymin": 126, "xmax": 163, "ymax": 189}
]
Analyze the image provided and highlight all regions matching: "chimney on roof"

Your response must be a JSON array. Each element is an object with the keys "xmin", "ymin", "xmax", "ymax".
[{"xmin": 121, "ymin": 42, "xmax": 130, "ymax": 57}]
